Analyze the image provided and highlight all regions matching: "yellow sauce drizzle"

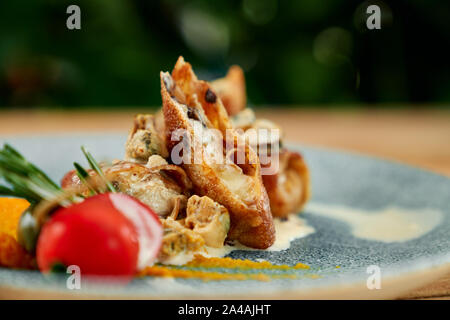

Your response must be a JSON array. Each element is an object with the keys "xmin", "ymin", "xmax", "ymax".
[
  {"xmin": 186, "ymin": 254, "xmax": 309, "ymax": 270},
  {"xmin": 139, "ymin": 254, "xmax": 312, "ymax": 281}
]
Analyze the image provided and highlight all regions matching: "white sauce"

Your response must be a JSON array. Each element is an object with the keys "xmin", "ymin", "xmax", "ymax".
[
  {"xmin": 160, "ymin": 252, "xmax": 199, "ymax": 266},
  {"xmin": 268, "ymin": 214, "xmax": 316, "ymax": 251},
  {"xmin": 160, "ymin": 203, "xmax": 443, "ymax": 266},
  {"xmin": 160, "ymin": 215, "xmax": 315, "ymax": 265},
  {"xmin": 307, "ymin": 202, "xmax": 443, "ymax": 242}
]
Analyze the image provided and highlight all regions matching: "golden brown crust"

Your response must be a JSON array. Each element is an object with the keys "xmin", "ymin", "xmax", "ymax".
[
  {"xmin": 160, "ymin": 58, "xmax": 275, "ymax": 249},
  {"xmin": 212, "ymin": 66, "xmax": 246, "ymax": 116},
  {"xmin": 171, "ymin": 57, "xmax": 232, "ymax": 133},
  {"xmin": 262, "ymin": 149, "xmax": 310, "ymax": 218}
]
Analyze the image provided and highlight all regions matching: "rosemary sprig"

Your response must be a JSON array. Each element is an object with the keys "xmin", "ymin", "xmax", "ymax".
[
  {"xmin": 80, "ymin": 146, "xmax": 116, "ymax": 193},
  {"xmin": 0, "ymin": 144, "xmax": 62, "ymax": 203},
  {"xmin": 0, "ymin": 144, "xmax": 116, "ymax": 202},
  {"xmin": 73, "ymin": 162, "xmax": 97, "ymax": 195},
  {"xmin": 3, "ymin": 144, "xmax": 60, "ymax": 190}
]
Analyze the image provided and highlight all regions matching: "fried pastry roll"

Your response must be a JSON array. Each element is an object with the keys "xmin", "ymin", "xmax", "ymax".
[
  {"xmin": 160, "ymin": 57, "xmax": 275, "ymax": 249},
  {"xmin": 261, "ymin": 150, "xmax": 310, "ymax": 218},
  {"xmin": 231, "ymin": 108, "xmax": 311, "ymax": 217}
]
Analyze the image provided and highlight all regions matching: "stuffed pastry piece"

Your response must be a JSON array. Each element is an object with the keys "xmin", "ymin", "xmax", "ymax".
[
  {"xmin": 169, "ymin": 56, "xmax": 232, "ymax": 133},
  {"xmin": 211, "ymin": 65, "xmax": 246, "ymax": 116},
  {"xmin": 160, "ymin": 58, "xmax": 275, "ymax": 249},
  {"xmin": 231, "ymin": 108, "xmax": 311, "ymax": 218},
  {"xmin": 159, "ymin": 195, "xmax": 231, "ymax": 262},
  {"xmin": 159, "ymin": 216, "xmax": 205, "ymax": 262},
  {"xmin": 261, "ymin": 150, "xmax": 310, "ymax": 218},
  {"xmin": 61, "ymin": 156, "xmax": 191, "ymax": 218},
  {"xmin": 185, "ymin": 195, "xmax": 230, "ymax": 248},
  {"xmin": 125, "ymin": 112, "xmax": 168, "ymax": 163}
]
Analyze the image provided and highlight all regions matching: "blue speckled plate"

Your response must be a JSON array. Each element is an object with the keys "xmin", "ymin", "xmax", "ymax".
[{"xmin": 0, "ymin": 134, "xmax": 449, "ymax": 299}]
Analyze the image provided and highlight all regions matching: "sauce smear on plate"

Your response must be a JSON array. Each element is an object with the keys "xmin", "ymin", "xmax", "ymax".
[{"xmin": 307, "ymin": 203, "xmax": 442, "ymax": 242}]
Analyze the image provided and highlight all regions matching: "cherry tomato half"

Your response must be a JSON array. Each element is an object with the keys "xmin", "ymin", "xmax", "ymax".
[{"xmin": 36, "ymin": 193, "xmax": 162, "ymax": 280}]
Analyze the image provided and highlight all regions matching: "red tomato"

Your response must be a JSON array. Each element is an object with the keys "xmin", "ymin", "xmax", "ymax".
[
  {"xmin": 36, "ymin": 193, "xmax": 162, "ymax": 280},
  {"xmin": 60, "ymin": 169, "xmax": 79, "ymax": 189}
]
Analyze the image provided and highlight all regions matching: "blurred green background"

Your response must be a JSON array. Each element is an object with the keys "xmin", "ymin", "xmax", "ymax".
[{"xmin": 0, "ymin": 0, "xmax": 449, "ymax": 108}]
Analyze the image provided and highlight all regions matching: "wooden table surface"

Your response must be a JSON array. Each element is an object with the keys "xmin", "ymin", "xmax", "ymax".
[{"xmin": 0, "ymin": 108, "xmax": 449, "ymax": 299}]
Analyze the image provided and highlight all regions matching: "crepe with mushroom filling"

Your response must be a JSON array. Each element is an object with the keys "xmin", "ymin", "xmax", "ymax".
[
  {"xmin": 61, "ymin": 157, "xmax": 191, "ymax": 218},
  {"xmin": 125, "ymin": 112, "xmax": 168, "ymax": 162},
  {"xmin": 160, "ymin": 57, "xmax": 275, "ymax": 249}
]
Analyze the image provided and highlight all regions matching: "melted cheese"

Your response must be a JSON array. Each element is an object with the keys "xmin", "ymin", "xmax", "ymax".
[{"xmin": 214, "ymin": 164, "xmax": 253, "ymax": 202}]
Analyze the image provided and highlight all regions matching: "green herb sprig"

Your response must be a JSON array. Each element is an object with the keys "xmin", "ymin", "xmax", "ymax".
[
  {"xmin": 0, "ymin": 144, "xmax": 62, "ymax": 203},
  {"xmin": 76, "ymin": 146, "xmax": 116, "ymax": 193}
]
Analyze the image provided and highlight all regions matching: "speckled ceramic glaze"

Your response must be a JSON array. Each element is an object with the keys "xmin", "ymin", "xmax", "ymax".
[{"xmin": 0, "ymin": 134, "xmax": 449, "ymax": 299}]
